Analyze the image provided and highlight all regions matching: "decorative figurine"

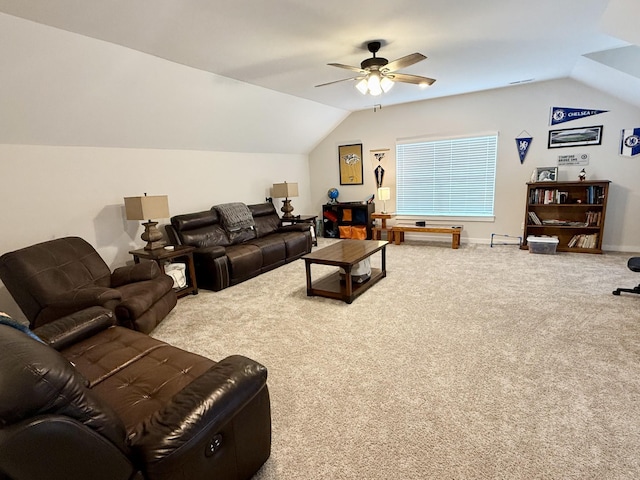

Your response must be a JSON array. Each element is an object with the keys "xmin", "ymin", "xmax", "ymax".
[{"xmin": 578, "ymin": 168, "xmax": 586, "ymax": 181}]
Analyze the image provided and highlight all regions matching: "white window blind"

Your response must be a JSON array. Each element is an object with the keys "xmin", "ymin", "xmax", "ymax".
[{"xmin": 396, "ymin": 134, "xmax": 497, "ymax": 217}]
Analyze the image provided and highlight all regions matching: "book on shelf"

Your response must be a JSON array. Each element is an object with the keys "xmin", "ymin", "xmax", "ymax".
[
  {"xmin": 567, "ymin": 233, "xmax": 598, "ymax": 249},
  {"xmin": 586, "ymin": 185, "xmax": 605, "ymax": 204},
  {"xmin": 585, "ymin": 211, "xmax": 601, "ymax": 226},
  {"xmin": 528, "ymin": 211, "xmax": 542, "ymax": 225},
  {"xmin": 529, "ymin": 188, "xmax": 571, "ymax": 205}
]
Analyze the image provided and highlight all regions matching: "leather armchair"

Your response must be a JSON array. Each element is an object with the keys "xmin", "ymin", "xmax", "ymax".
[
  {"xmin": 0, "ymin": 237, "xmax": 176, "ymax": 333},
  {"xmin": 0, "ymin": 307, "xmax": 271, "ymax": 480}
]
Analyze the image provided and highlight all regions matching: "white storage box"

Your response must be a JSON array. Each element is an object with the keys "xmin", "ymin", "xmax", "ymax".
[{"xmin": 527, "ymin": 236, "xmax": 559, "ymax": 254}]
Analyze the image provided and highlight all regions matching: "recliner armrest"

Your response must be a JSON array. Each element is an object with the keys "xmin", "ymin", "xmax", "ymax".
[
  {"xmin": 129, "ymin": 355, "xmax": 267, "ymax": 464},
  {"xmin": 48, "ymin": 287, "xmax": 121, "ymax": 310},
  {"xmin": 111, "ymin": 262, "xmax": 162, "ymax": 287},
  {"xmin": 33, "ymin": 307, "xmax": 116, "ymax": 351}
]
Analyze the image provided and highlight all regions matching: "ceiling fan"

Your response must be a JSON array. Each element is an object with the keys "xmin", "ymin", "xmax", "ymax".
[{"xmin": 315, "ymin": 41, "xmax": 436, "ymax": 96}]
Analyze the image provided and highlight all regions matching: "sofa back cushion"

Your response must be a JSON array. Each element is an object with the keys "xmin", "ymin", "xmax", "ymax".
[
  {"xmin": 170, "ymin": 210, "xmax": 231, "ymax": 248},
  {"xmin": 0, "ymin": 237, "xmax": 112, "ymax": 323},
  {"xmin": 0, "ymin": 325, "xmax": 127, "ymax": 450},
  {"xmin": 249, "ymin": 202, "xmax": 281, "ymax": 238}
]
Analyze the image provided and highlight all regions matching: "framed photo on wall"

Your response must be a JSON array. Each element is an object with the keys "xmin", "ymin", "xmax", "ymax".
[
  {"xmin": 548, "ymin": 126, "xmax": 603, "ymax": 149},
  {"xmin": 339, "ymin": 144, "xmax": 364, "ymax": 185}
]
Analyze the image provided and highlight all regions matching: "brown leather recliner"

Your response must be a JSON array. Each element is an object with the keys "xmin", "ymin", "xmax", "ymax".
[
  {"xmin": 0, "ymin": 237, "xmax": 177, "ymax": 333},
  {"xmin": 0, "ymin": 307, "xmax": 271, "ymax": 480}
]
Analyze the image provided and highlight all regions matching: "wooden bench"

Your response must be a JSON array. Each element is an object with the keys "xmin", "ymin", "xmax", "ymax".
[{"xmin": 391, "ymin": 224, "xmax": 463, "ymax": 249}]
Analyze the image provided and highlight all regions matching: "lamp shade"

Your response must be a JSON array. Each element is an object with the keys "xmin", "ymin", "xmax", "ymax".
[
  {"xmin": 124, "ymin": 195, "xmax": 170, "ymax": 221},
  {"xmin": 377, "ymin": 187, "xmax": 391, "ymax": 201},
  {"xmin": 272, "ymin": 182, "xmax": 299, "ymax": 199}
]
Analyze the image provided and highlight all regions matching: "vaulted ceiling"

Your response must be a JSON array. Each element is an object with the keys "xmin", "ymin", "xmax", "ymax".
[{"xmin": 1, "ymin": 0, "xmax": 638, "ymax": 112}]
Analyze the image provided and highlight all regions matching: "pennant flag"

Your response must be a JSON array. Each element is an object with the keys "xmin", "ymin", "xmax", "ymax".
[
  {"xmin": 550, "ymin": 107, "xmax": 609, "ymax": 125},
  {"xmin": 620, "ymin": 128, "xmax": 640, "ymax": 157},
  {"xmin": 515, "ymin": 136, "xmax": 533, "ymax": 164}
]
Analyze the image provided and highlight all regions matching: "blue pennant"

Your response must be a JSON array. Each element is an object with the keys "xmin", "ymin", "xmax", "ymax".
[
  {"xmin": 550, "ymin": 107, "xmax": 609, "ymax": 125},
  {"xmin": 516, "ymin": 137, "xmax": 533, "ymax": 164}
]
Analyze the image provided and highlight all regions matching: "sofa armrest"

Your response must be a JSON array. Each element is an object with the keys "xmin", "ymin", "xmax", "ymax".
[
  {"xmin": 193, "ymin": 245, "xmax": 227, "ymax": 260},
  {"xmin": 48, "ymin": 287, "xmax": 121, "ymax": 310},
  {"xmin": 277, "ymin": 223, "xmax": 310, "ymax": 233},
  {"xmin": 33, "ymin": 306, "xmax": 116, "ymax": 351},
  {"xmin": 111, "ymin": 262, "xmax": 161, "ymax": 287},
  {"xmin": 129, "ymin": 355, "xmax": 267, "ymax": 464}
]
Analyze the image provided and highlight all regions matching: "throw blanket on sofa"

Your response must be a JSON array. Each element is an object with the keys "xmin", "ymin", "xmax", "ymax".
[{"xmin": 215, "ymin": 202, "xmax": 255, "ymax": 232}]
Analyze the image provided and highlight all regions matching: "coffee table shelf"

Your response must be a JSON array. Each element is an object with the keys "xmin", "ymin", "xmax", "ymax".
[{"xmin": 310, "ymin": 268, "xmax": 385, "ymax": 303}]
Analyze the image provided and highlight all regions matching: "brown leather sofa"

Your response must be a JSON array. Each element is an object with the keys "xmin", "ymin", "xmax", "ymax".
[
  {"xmin": 0, "ymin": 307, "xmax": 271, "ymax": 480},
  {"xmin": 166, "ymin": 202, "xmax": 312, "ymax": 291},
  {"xmin": 0, "ymin": 237, "xmax": 176, "ymax": 333}
]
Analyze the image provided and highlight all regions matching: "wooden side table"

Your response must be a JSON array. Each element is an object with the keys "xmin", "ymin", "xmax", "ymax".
[
  {"xmin": 129, "ymin": 245, "xmax": 198, "ymax": 298},
  {"xmin": 281, "ymin": 215, "xmax": 318, "ymax": 246},
  {"xmin": 371, "ymin": 212, "xmax": 395, "ymax": 241}
]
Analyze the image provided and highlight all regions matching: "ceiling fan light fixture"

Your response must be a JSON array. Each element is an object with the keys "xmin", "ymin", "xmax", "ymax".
[
  {"xmin": 355, "ymin": 78, "xmax": 368, "ymax": 95},
  {"xmin": 367, "ymin": 73, "xmax": 382, "ymax": 96},
  {"xmin": 380, "ymin": 76, "xmax": 394, "ymax": 93}
]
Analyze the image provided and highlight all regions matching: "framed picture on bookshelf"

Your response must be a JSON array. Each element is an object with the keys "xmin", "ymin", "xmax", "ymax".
[
  {"xmin": 548, "ymin": 125, "xmax": 603, "ymax": 149},
  {"xmin": 534, "ymin": 166, "xmax": 558, "ymax": 182},
  {"xmin": 338, "ymin": 144, "xmax": 363, "ymax": 185}
]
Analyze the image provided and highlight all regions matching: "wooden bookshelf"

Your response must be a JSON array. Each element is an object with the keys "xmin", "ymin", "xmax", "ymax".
[{"xmin": 521, "ymin": 180, "xmax": 610, "ymax": 254}]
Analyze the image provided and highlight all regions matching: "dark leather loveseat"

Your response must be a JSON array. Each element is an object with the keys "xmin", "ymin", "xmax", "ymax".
[
  {"xmin": 0, "ymin": 307, "xmax": 271, "ymax": 480},
  {"xmin": 166, "ymin": 202, "xmax": 312, "ymax": 291}
]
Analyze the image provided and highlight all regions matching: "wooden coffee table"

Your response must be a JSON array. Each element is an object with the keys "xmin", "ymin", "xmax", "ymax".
[{"xmin": 302, "ymin": 240, "xmax": 388, "ymax": 304}]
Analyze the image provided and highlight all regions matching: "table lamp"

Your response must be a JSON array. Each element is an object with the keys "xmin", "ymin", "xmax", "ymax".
[
  {"xmin": 272, "ymin": 181, "xmax": 299, "ymax": 219},
  {"xmin": 124, "ymin": 194, "xmax": 170, "ymax": 250},
  {"xmin": 377, "ymin": 187, "xmax": 391, "ymax": 213}
]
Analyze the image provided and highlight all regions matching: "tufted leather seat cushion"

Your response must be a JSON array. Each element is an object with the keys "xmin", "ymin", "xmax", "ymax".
[{"xmin": 61, "ymin": 326, "xmax": 215, "ymax": 431}]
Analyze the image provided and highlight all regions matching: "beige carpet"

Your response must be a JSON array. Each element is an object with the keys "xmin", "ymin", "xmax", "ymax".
[{"xmin": 152, "ymin": 239, "xmax": 640, "ymax": 479}]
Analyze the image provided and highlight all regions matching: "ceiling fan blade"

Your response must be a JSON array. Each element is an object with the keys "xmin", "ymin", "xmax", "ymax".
[
  {"xmin": 382, "ymin": 53, "xmax": 426, "ymax": 73},
  {"xmin": 315, "ymin": 76, "xmax": 363, "ymax": 88},
  {"xmin": 389, "ymin": 72, "xmax": 436, "ymax": 86},
  {"xmin": 328, "ymin": 62, "xmax": 366, "ymax": 74}
]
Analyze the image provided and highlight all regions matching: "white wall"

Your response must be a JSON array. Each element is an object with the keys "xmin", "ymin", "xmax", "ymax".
[
  {"xmin": 0, "ymin": 145, "xmax": 311, "ymax": 320},
  {"xmin": 0, "ymin": 12, "xmax": 347, "ymax": 153},
  {"xmin": 309, "ymin": 78, "xmax": 640, "ymax": 252}
]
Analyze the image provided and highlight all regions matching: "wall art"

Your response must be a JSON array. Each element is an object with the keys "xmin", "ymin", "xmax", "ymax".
[
  {"xmin": 548, "ymin": 126, "xmax": 603, "ymax": 149},
  {"xmin": 339, "ymin": 144, "xmax": 363, "ymax": 185}
]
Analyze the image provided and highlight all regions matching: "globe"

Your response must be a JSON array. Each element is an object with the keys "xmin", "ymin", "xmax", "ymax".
[{"xmin": 328, "ymin": 188, "xmax": 339, "ymax": 201}]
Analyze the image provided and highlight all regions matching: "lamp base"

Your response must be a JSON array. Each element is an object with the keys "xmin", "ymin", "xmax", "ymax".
[
  {"xmin": 141, "ymin": 220, "xmax": 166, "ymax": 250},
  {"xmin": 281, "ymin": 199, "xmax": 295, "ymax": 219}
]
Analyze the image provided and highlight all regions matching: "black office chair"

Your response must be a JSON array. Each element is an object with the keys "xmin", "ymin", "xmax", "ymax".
[{"xmin": 613, "ymin": 257, "xmax": 640, "ymax": 296}]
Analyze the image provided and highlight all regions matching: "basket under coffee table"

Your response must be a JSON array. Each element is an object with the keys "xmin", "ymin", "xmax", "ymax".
[{"xmin": 302, "ymin": 239, "xmax": 388, "ymax": 304}]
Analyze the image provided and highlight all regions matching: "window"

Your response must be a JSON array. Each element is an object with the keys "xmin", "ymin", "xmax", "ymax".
[{"xmin": 396, "ymin": 134, "xmax": 497, "ymax": 218}]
